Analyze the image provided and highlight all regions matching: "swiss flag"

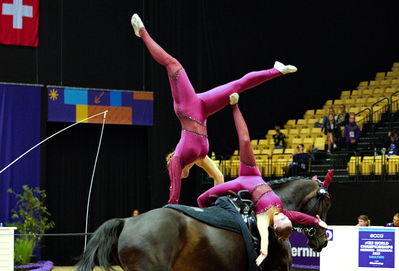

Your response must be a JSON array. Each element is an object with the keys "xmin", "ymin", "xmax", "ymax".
[{"xmin": 0, "ymin": 0, "xmax": 39, "ymax": 47}]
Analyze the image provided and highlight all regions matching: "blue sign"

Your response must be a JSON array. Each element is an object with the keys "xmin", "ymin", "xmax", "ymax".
[{"xmin": 359, "ymin": 228, "xmax": 395, "ymax": 268}]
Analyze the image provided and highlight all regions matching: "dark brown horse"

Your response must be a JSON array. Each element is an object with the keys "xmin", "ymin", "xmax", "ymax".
[{"xmin": 77, "ymin": 177, "xmax": 332, "ymax": 271}]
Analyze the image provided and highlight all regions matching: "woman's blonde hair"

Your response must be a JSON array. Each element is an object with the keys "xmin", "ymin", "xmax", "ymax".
[{"xmin": 358, "ymin": 215, "xmax": 371, "ymax": 226}]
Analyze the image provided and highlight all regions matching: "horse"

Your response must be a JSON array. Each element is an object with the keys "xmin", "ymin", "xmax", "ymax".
[{"xmin": 77, "ymin": 176, "xmax": 332, "ymax": 271}]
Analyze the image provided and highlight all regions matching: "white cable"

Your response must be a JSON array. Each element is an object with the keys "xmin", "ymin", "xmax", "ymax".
[
  {"xmin": 0, "ymin": 110, "xmax": 108, "ymax": 175},
  {"xmin": 84, "ymin": 111, "xmax": 107, "ymax": 251}
]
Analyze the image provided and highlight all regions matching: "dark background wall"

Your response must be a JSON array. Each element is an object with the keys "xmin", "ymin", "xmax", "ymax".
[{"xmin": 1, "ymin": 0, "xmax": 398, "ymax": 265}]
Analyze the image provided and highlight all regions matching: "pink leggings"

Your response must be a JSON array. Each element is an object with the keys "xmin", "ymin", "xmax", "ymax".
[{"xmin": 139, "ymin": 28, "xmax": 282, "ymax": 204}]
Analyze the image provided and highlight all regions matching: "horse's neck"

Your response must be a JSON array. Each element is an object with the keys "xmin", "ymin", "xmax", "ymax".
[{"xmin": 274, "ymin": 180, "xmax": 317, "ymax": 211}]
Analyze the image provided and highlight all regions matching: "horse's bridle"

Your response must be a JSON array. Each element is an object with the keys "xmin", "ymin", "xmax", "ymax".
[{"xmin": 293, "ymin": 226, "xmax": 328, "ymax": 249}]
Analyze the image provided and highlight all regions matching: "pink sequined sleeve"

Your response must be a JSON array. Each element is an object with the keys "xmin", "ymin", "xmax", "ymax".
[{"xmin": 282, "ymin": 210, "xmax": 319, "ymax": 226}]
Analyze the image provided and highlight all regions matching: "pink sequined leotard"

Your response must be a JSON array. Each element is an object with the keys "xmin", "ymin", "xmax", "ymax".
[
  {"xmin": 139, "ymin": 28, "xmax": 282, "ymax": 204},
  {"xmin": 197, "ymin": 104, "xmax": 319, "ymax": 226}
]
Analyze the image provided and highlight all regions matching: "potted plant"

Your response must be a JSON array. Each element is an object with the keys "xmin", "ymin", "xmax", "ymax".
[{"xmin": 7, "ymin": 185, "xmax": 55, "ymax": 269}]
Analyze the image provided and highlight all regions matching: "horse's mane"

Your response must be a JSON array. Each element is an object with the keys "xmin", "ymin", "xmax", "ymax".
[{"xmin": 266, "ymin": 176, "xmax": 313, "ymax": 189}]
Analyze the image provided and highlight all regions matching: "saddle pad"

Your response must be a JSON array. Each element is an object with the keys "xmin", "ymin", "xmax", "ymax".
[{"xmin": 164, "ymin": 204, "xmax": 241, "ymax": 234}]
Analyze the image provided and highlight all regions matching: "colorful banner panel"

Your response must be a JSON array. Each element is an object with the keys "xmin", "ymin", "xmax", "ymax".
[{"xmin": 47, "ymin": 87, "xmax": 153, "ymax": 126}]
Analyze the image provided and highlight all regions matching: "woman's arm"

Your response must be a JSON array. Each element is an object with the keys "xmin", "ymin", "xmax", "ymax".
[
  {"xmin": 196, "ymin": 156, "xmax": 224, "ymax": 185},
  {"xmin": 256, "ymin": 212, "xmax": 271, "ymax": 266}
]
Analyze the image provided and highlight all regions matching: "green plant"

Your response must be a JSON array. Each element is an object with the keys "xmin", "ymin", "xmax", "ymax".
[
  {"xmin": 14, "ymin": 237, "xmax": 35, "ymax": 265},
  {"xmin": 7, "ymin": 185, "xmax": 55, "ymax": 264}
]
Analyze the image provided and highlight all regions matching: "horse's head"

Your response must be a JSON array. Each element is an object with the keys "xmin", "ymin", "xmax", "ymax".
[{"xmin": 269, "ymin": 170, "xmax": 333, "ymax": 252}]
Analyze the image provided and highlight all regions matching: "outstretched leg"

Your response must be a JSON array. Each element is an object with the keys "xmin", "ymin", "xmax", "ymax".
[
  {"xmin": 198, "ymin": 62, "xmax": 297, "ymax": 116},
  {"xmin": 168, "ymin": 155, "xmax": 183, "ymax": 204},
  {"xmin": 197, "ymin": 179, "xmax": 242, "ymax": 208},
  {"xmin": 230, "ymin": 94, "xmax": 261, "ymax": 176},
  {"xmin": 131, "ymin": 14, "xmax": 182, "ymax": 76}
]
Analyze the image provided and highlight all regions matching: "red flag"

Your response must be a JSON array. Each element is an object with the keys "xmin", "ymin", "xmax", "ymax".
[{"xmin": 0, "ymin": 0, "xmax": 39, "ymax": 47}]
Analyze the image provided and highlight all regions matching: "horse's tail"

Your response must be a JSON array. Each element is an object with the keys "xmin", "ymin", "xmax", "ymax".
[{"xmin": 76, "ymin": 218, "xmax": 125, "ymax": 271}]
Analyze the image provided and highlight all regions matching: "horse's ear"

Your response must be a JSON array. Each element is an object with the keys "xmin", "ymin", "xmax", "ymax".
[{"xmin": 322, "ymin": 170, "xmax": 334, "ymax": 189}]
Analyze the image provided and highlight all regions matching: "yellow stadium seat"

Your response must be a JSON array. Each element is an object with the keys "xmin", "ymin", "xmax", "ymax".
[
  {"xmin": 233, "ymin": 150, "xmax": 239, "ymax": 156},
  {"xmin": 380, "ymin": 80, "xmax": 391, "ymax": 87},
  {"xmin": 358, "ymin": 81, "xmax": 368, "ymax": 89},
  {"xmin": 284, "ymin": 119, "xmax": 296, "ymax": 129},
  {"xmin": 266, "ymin": 129, "xmax": 276, "ymax": 139},
  {"xmin": 273, "ymin": 148, "xmax": 284, "ymax": 155},
  {"xmin": 296, "ymin": 119, "xmax": 307, "ymax": 129},
  {"xmin": 368, "ymin": 81, "xmax": 379, "ymax": 88},
  {"xmin": 292, "ymin": 138, "xmax": 303, "ymax": 146},
  {"xmin": 366, "ymin": 97, "xmax": 378, "ymax": 105},
  {"xmin": 304, "ymin": 109, "xmax": 315, "ymax": 119},
  {"xmin": 355, "ymin": 98, "xmax": 367, "ymax": 105},
  {"xmin": 258, "ymin": 139, "xmax": 267, "ymax": 146},
  {"xmin": 334, "ymin": 99, "xmax": 344, "ymax": 105},
  {"xmin": 230, "ymin": 160, "xmax": 240, "ymax": 177},
  {"xmin": 253, "ymin": 149, "xmax": 261, "ymax": 155},
  {"xmin": 385, "ymin": 87, "xmax": 396, "ymax": 95},
  {"xmin": 289, "ymin": 129, "xmax": 299, "ymax": 136},
  {"xmin": 387, "ymin": 156, "xmax": 399, "ymax": 175},
  {"xmin": 303, "ymin": 137, "xmax": 315, "ymax": 151},
  {"xmin": 348, "ymin": 156, "xmax": 361, "ymax": 175},
  {"xmin": 374, "ymin": 156, "xmax": 384, "ymax": 175},
  {"xmin": 362, "ymin": 89, "xmax": 373, "ymax": 96},
  {"xmin": 373, "ymin": 88, "xmax": 385, "ymax": 97},
  {"xmin": 375, "ymin": 72, "xmax": 386, "ymax": 80},
  {"xmin": 307, "ymin": 118, "xmax": 318, "ymax": 128},
  {"xmin": 314, "ymin": 137, "xmax": 326, "ymax": 150},
  {"xmin": 251, "ymin": 139, "xmax": 258, "ymax": 146},
  {"xmin": 361, "ymin": 156, "xmax": 374, "ymax": 175},
  {"xmin": 349, "ymin": 107, "xmax": 360, "ymax": 114},
  {"xmin": 340, "ymin": 90, "xmax": 351, "ymax": 98},
  {"xmin": 351, "ymin": 90, "xmax": 362, "ymax": 97},
  {"xmin": 300, "ymin": 128, "xmax": 311, "ymax": 137},
  {"xmin": 324, "ymin": 100, "xmax": 333, "ymax": 107},
  {"xmin": 311, "ymin": 127, "xmax": 323, "ymax": 136},
  {"xmin": 386, "ymin": 71, "xmax": 399, "ymax": 78},
  {"xmin": 391, "ymin": 79, "xmax": 399, "ymax": 87},
  {"xmin": 284, "ymin": 148, "xmax": 294, "ymax": 155},
  {"xmin": 261, "ymin": 149, "xmax": 273, "ymax": 156}
]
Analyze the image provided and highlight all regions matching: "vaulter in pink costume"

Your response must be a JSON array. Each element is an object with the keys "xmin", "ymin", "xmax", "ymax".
[
  {"xmin": 197, "ymin": 95, "xmax": 331, "ymax": 265},
  {"xmin": 197, "ymin": 102, "xmax": 330, "ymax": 225},
  {"xmin": 131, "ymin": 14, "xmax": 297, "ymax": 204}
]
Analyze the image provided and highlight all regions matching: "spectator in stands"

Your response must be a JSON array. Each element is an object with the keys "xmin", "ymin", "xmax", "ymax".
[
  {"xmin": 357, "ymin": 215, "xmax": 371, "ymax": 226},
  {"xmin": 273, "ymin": 125, "xmax": 286, "ymax": 149},
  {"xmin": 325, "ymin": 114, "xmax": 337, "ymax": 154},
  {"xmin": 335, "ymin": 105, "xmax": 350, "ymax": 148},
  {"xmin": 335, "ymin": 105, "xmax": 350, "ymax": 127},
  {"xmin": 289, "ymin": 144, "xmax": 311, "ymax": 176},
  {"xmin": 386, "ymin": 212, "xmax": 399, "ymax": 227},
  {"xmin": 132, "ymin": 209, "xmax": 140, "ymax": 216},
  {"xmin": 344, "ymin": 113, "xmax": 361, "ymax": 153},
  {"xmin": 321, "ymin": 107, "xmax": 335, "ymax": 133},
  {"xmin": 386, "ymin": 131, "xmax": 399, "ymax": 156}
]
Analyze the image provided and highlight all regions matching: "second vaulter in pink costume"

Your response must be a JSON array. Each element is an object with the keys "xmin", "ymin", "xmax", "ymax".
[{"xmin": 131, "ymin": 14, "xmax": 297, "ymax": 204}]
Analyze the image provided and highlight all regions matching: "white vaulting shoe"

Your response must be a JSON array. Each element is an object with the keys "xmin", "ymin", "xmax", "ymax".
[
  {"xmin": 131, "ymin": 13, "xmax": 145, "ymax": 37},
  {"xmin": 274, "ymin": 61, "xmax": 298, "ymax": 74},
  {"xmin": 229, "ymin": 93, "xmax": 239, "ymax": 105}
]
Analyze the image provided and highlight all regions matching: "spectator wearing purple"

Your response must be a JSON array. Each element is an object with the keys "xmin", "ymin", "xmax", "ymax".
[{"xmin": 344, "ymin": 114, "xmax": 360, "ymax": 153}]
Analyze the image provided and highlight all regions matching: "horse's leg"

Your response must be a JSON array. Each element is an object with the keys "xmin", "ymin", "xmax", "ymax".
[
  {"xmin": 117, "ymin": 209, "xmax": 186, "ymax": 271},
  {"xmin": 173, "ymin": 216, "xmax": 247, "ymax": 271}
]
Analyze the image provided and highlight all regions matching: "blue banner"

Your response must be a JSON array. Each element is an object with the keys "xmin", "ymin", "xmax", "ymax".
[
  {"xmin": 0, "ymin": 83, "xmax": 41, "ymax": 224},
  {"xmin": 359, "ymin": 228, "xmax": 395, "ymax": 268}
]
